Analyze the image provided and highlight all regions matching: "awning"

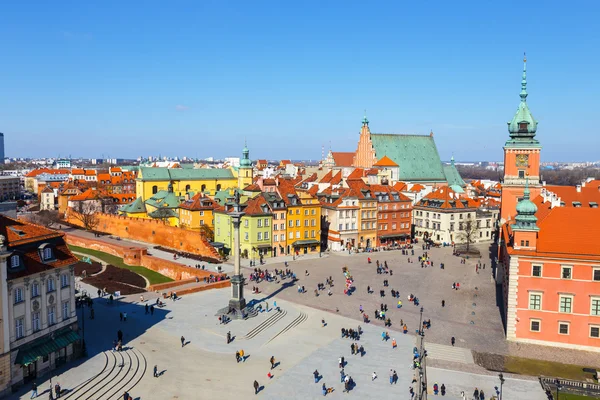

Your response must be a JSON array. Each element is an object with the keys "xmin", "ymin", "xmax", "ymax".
[
  {"xmin": 379, "ymin": 233, "xmax": 409, "ymax": 239},
  {"xmin": 292, "ymin": 240, "xmax": 320, "ymax": 247},
  {"xmin": 256, "ymin": 244, "xmax": 272, "ymax": 249},
  {"xmin": 15, "ymin": 328, "xmax": 80, "ymax": 366},
  {"xmin": 210, "ymin": 242, "xmax": 225, "ymax": 249}
]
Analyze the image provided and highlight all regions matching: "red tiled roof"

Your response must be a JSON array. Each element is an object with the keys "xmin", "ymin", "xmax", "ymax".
[
  {"xmin": 347, "ymin": 168, "xmax": 365, "ymax": 181},
  {"xmin": 244, "ymin": 184, "xmax": 262, "ymax": 192},
  {"xmin": 331, "ymin": 152, "xmax": 354, "ymax": 167},
  {"xmin": 69, "ymin": 188, "xmax": 99, "ymax": 201},
  {"xmin": 373, "ymin": 155, "xmax": 398, "ymax": 167},
  {"xmin": 331, "ymin": 171, "xmax": 342, "ymax": 185},
  {"xmin": 97, "ymin": 173, "xmax": 111, "ymax": 182},
  {"xmin": 244, "ymin": 193, "xmax": 271, "ymax": 215},
  {"xmin": 26, "ymin": 168, "xmax": 70, "ymax": 177},
  {"xmin": 180, "ymin": 193, "xmax": 216, "ymax": 211},
  {"xmin": 319, "ymin": 171, "xmax": 333, "ymax": 184},
  {"xmin": 410, "ymin": 184, "xmax": 426, "ymax": 192},
  {"xmin": 417, "ymin": 186, "xmax": 477, "ymax": 209},
  {"xmin": 543, "ymin": 185, "xmax": 600, "ymax": 208}
]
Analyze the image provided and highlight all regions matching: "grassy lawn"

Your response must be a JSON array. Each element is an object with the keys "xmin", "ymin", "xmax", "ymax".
[
  {"xmin": 558, "ymin": 394, "xmax": 600, "ymax": 400},
  {"xmin": 69, "ymin": 245, "xmax": 173, "ymax": 285},
  {"xmin": 504, "ymin": 355, "xmax": 596, "ymax": 381}
]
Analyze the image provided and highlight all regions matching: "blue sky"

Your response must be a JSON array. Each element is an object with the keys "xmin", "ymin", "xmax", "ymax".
[{"xmin": 0, "ymin": 1, "xmax": 598, "ymax": 162}]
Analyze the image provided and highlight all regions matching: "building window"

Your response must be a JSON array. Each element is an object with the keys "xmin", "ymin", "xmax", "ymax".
[
  {"xmin": 32, "ymin": 312, "xmax": 40, "ymax": 332},
  {"xmin": 561, "ymin": 266, "xmax": 572, "ymax": 279},
  {"xmin": 590, "ymin": 326, "xmax": 600, "ymax": 338},
  {"xmin": 15, "ymin": 318, "xmax": 24, "ymax": 339},
  {"xmin": 518, "ymin": 170, "xmax": 525, "ymax": 179},
  {"xmin": 289, "ymin": 220, "xmax": 293, "ymax": 228},
  {"xmin": 304, "ymin": 209, "xmax": 308, "ymax": 216},
  {"xmin": 14, "ymin": 287, "xmax": 24, "ymax": 304},
  {"xmin": 245, "ymin": 219, "xmax": 249, "ymax": 228},
  {"xmin": 305, "ymin": 220, "xmax": 309, "ymax": 227},
  {"xmin": 558, "ymin": 322, "xmax": 570, "ymax": 335},
  {"xmin": 559, "ymin": 296, "xmax": 573, "ymax": 313},
  {"xmin": 594, "ymin": 269, "xmax": 600, "ymax": 281},
  {"xmin": 280, "ymin": 223, "xmax": 284, "ymax": 230},
  {"xmin": 296, "ymin": 231, "xmax": 300, "ymax": 239},
  {"xmin": 311, "ymin": 219, "xmax": 316, "ymax": 227},
  {"xmin": 591, "ymin": 298, "xmax": 600, "ymax": 316},
  {"xmin": 257, "ymin": 219, "xmax": 262, "ymax": 228},
  {"xmin": 47, "ymin": 278, "xmax": 55, "ymax": 293},
  {"xmin": 244, "ymin": 232, "xmax": 249, "ymax": 241},
  {"xmin": 10, "ymin": 255, "xmax": 20, "ymax": 268},
  {"xmin": 532, "ymin": 265, "xmax": 542, "ymax": 277},
  {"xmin": 528, "ymin": 293, "xmax": 542, "ymax": 310},
  {"xmin": 200, "ymin": 220, "xmax": 205, "ymax": 226},
  {"xmin": 257, "ymin": 232, "xmax": 263, "ymax": 240},
  {"xmin": 31, "ymin": 282, "xmax": 40, "ymax": 298},
  {"xmin": 265, "ymin": 232, "xmax": 269, "ymax": 240},
  {"xmin": 152, "ymin": 185, "xmax": 158, "ymax": 194},
  {"xmin": 265, "ymin": 219, "xmax": 270, "ymax": 227},
  {"xmin": 62, "ymin": 301, "xmax": 70, "ymax": 321},
  {"xmin": 43, "ymin": 247, "xmax": 53, "ymax": 261},
  {"xmin": 530, "ymin": 319, "xmax": 541, "ymax": 332},
  {"xmin": 311, "ymin": 209, "xmax": 316, "ymax": 215},
  {"xmin": 281, "ymin": 233, "xmax": 285, "ymax": 241},
  {"xmin": 48, "ymin": 306, "xmax": 56, "ymax": 325},
  {"xmin": 60, "ymin": 274, "xmax": 69, "ymax": 288}
]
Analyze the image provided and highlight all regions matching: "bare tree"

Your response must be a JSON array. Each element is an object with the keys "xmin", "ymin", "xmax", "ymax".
[
  {"xmin": 28, "ymin": 210, "xmax": 60, "ymax": 228},
  {"xmin": 456, "ymin": 215, "xmax": 480, "ymax": 253},
  {"xmin": 152, "ymin": 207, "xmax": 173, "ymax": 223},
  {"xmin": 199, "ymin": 224, "xmax": 214, "ymax": 242},
  {"xmin": 71, "ymin": 203, "xmax": 100, "ymax": 231}
]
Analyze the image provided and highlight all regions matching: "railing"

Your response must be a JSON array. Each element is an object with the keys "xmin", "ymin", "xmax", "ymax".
[{"xmin": 540, "ymin": 376, "xmax": 600, "ymax": 399}]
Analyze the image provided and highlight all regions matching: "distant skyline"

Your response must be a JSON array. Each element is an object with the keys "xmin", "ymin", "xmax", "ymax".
[{"xmin": 1, "ymin": 1, "xmax": 598, "ymax": 162}]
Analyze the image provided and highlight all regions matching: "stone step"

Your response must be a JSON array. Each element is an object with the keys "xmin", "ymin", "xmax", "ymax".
[{"xmin": 424, "ymin": 342, "xmax": 474, "ymax": 364}]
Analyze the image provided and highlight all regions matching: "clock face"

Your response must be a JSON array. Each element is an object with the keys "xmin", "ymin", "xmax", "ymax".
[{"xmin": 516, "ymin": 154, "xmax": 529, "ymax": 167}]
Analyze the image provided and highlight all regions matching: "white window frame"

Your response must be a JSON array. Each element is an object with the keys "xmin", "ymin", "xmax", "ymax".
[
  {"xmin": 264, "ymin": 232, "xmax": 269, "ymax": 240},
  {"xmin": 47, "ymin": 278, "xmax": 55, "ymax": 293},
  {"xmin": 48, "ymin": 306, "xmax": 56, "ymax": 326},
  {"xmin": 60, "ymin": 274, "xmax": 69, "ymax": 288},
  {"xmin": 531, "ymin": 264, "xmax": 543, "ymax": 278},
  {"xmin": 530, "ymin": 319, "xmax": 541, "ymax": 332},
  {"xmin": 590, "ymin": 325, "xmax": 600, "ymax": 338},
  {"xmin": 559, "ymin": 295, "xmax": 574, "ymax": 314},
  {"xmin": 14, "ymin": 287, "xmax": 24, "ymax": 304},
  {"xmin": 244, "ymin": 219, "xmax": 249, "ymax": 228},
  {"xmin": 10, "ymin": 255, "xmax": 19, "ymax": 268},
  {"xmin": 32, "ymin": 312, "xmax": 40, "ymax": 332},
  {"xmin": 244, "ymin": 232, "xmax": 249, "ymax": 241},
  {"xmin": 528, "ymin": 292, "xmax": 542, "ymax": 310},
  {"xmin": 558, "ymin": 321, "xmax": 570, "ymax": 335},
  {"xmin": 43, "ymin": 247, "xmax": 53, "ymax": 260},
  {"xmin": 561, "ymin": 265, "xmax": 573, "ymax": 280},
  {"xmin": 295, "ymin": 231, "xmax": 300, "ymax": 239},
  {"xmin": 591, "ymin": 297, "xmax": 600, "ymax": 316},
  {"xmin": 281, "ymin": 233, "xmax": 285, "ymax": 241},
  {"xmin": 15, "ymin": 317, "xmax": 24, "ymax": 339},
  {"xmin": 62, "ymin": 301, "xmax": 70, "ymax": 321},
  {"xmin": 257, "ymin": 232, "xmax": 263, "ymax": 241},
  {"xmin": 31, "ymin": 282, "xmax": 40, "ymax": 298}
]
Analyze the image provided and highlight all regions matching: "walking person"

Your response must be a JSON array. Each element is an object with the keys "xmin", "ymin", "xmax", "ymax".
[
  {"xmin": 55, "ymin": 382, "xmax": 61, "ymax": 398},
  {"xmin": 270, "ymin": 356, "xmax": 276, "ymax": 369},
  {"xmin": 389, "ymin": 369, "xmax": 394, "ymax": 384},
  {"xmin": 254, "ymin": 380, "xmax": 260, "ymax": 395},
  {"xmin": 30, "ymin": 382, "xmax": 37, "ymax": 399},
  {"xmin": 372, "ymin": 371, "xmax": 377, "ymax": 381},
  {"xmin": 240, "ymin": 349, "xmax": 245, "ymax": 362},
  {"xmin": 154, "ymin": 365, "xmax": 158, "ymax": 377},
  {"xmin": 181, "ymin": 336, "xmax": 185, "ymax": 347},
  {"xmin": 451, "ymin": 336, "xmax": 455, "ymax": 346},
  {"xmin": 313, "ymin": 369, "xmax": 320, "ymax": 383}
]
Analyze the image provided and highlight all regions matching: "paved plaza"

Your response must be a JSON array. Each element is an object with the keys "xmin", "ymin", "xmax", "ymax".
[{"xmin": 10, "ymin": 244, "xmax": 594, "ymax": 399}]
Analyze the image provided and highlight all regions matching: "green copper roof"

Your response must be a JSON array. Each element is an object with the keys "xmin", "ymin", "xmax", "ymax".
[
  {"xmin": 514, "ymin": 179, "xmax": 539, "ymax": 230},
  {"xmin": 507, "ymin": 56, "xmax": 539, "ymax": 143},
  {"xmin": 119, "ymin": 197, "xmax": 146, "ymax": 214},
  {"xmin": 370, "ymin": 134, "xmax": 446, "ymax": 182},
  {"xmin": 145, "ymin": 190, "xmax": 181, "ymax": 209},
  {"xmin": 15, "ymin": 328, "xmax": 80, "ymax": 366},
  {"xmin": 148, "ymin": 208, "xmax": 179, "ymax": 219},
  {"xmin": 138, "ymin": 167, "xmax": 234, "ymax": 181},
  {"xmin": 240, "ymin": 144, "xmax": 252, "ymax": 168},
  {"xmin": 443, "ymin": 162, "xmax": 466, "ymax": 188}
]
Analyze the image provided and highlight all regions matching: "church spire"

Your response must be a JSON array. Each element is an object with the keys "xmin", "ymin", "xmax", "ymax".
[
  {"xmin": 362, "ymin": 110, "xmax": 369, "ymax": 126},
  {"xmin": 520, "ymin": 53, "xmax": 528, "ymax": 102}
]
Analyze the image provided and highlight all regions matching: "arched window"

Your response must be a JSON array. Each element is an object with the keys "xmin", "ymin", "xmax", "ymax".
[
  {"xmin": 216, "ymin": 184, "xmax": 221, "ymax": 191},
  {"xmin": 47, "ymin": 278, "xmax": 55, "ymax": 293},
  {"xmin": 201, "ymin": 184, "xmax": 206, "ymax": 192},
  {"xmin": 245, "ymin": 171, "xmax": 249, "ymax": 177},
  {"xmin": 152, "ymin": 185, "xmax": 158, "ymax": 194},
  {"xmin": 10, "ymin": 255, "xmax": 20, "ymax": 268},
  {"xmin": 185, "ymin": 184, "xmax": 191, "ymax": 192}
]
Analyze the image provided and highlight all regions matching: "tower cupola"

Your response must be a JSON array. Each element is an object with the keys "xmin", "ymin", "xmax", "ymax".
[{"xmin": 507, "ymin": 54, "xmax": 539, "ymax": 142}]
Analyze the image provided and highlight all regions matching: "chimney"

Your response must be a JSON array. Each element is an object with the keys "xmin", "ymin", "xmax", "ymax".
[
  {"xmin": 576, "ymin": 185, "xmax": 582, "ymax": 193},
  {"xmin": 542, "ymin": 181, "xmax": 546, "ymax": 187}
]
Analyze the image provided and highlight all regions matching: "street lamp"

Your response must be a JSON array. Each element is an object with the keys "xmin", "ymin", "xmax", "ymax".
[
  {"xmin": 498, "ymin": 373, "xmax": 505, "ymax": 400},
  {"xmin": 556, "ymin": 379, "xmax": 562, "ymax": 400}
]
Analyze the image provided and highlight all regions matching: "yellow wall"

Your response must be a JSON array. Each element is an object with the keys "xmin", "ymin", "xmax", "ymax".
[
  {"xmin": 285, "ymin": 196, "xmax": 321, "ymax": 251},
  {"xmin": 237, "ymin": 167, "xmax": 253, "ymax": 189},
  {"xmin": 179, "ymin": 208, "xmax": 214, "ymax": 230},
  {"xmin": 358, "ymin": 199, "xmax": 378, "ymax": 248},
  {"xmin": 137, "ymin": 178, "xmax": 237, "ymax": 201}
]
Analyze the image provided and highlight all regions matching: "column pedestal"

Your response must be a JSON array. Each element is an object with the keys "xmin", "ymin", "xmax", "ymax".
[{"xmin": 228, "ymin": 274, "xmax": 246, "ymax": 311}]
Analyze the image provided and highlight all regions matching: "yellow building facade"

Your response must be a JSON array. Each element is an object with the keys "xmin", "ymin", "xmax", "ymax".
[{"xmin": 284, "ymin": 190, "xmax": 321, "ymax": 255}]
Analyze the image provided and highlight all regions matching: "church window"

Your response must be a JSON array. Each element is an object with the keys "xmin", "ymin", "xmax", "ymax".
[{"xmin": 519, "ymin": 122, "xmax": 528, "ymax": 132}]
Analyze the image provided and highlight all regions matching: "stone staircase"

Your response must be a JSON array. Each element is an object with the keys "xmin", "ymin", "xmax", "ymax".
[{"xmin": 424, "ymin": 342, "xmax": 474, "ymax": 364}]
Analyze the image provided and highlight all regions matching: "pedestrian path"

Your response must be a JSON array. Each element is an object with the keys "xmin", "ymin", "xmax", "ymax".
[{"xmin": 425, "ymin": 342, "xmax": 474, "ymax": 364}]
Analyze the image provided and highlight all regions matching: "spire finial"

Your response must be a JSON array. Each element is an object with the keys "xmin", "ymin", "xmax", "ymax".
[
  {"xmin": 520, "ymin": 53, "xmax": 528, "ymax": 102},
  {"xmin": 362, "ymin": 110, "xmax": 369, "ymax": 125},
  {"xmin": 451, "ymin": 154, "xmax": 455, "ymax": 166}
]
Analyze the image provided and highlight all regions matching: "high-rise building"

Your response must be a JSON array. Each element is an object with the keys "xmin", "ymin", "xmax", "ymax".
[{"xmin": 0, "ymin": 132, "xmax": 4, "ymax": 162}]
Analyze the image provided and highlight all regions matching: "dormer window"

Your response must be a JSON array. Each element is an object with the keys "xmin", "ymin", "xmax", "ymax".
[
  {"xmin": 39, "ymin": 244, "xmax": 54, "ymax": 262},
  {"xmin": 10, "ymin": 255, "xmax": 20, "ymax": 269}
]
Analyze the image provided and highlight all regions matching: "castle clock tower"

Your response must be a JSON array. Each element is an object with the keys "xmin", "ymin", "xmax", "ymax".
[{"xmin": 500, "ymin": 55, "xmax": 542, "ymax": 223}]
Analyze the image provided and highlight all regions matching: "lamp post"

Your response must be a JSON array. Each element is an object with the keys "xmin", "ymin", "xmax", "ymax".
[
  {"xmin": 555, "ymin": 379, "xmax": 562, "ymax": 400},
  {"xmin": 498, "ymin": 373, "xmax": 505, "ymax": 400}
]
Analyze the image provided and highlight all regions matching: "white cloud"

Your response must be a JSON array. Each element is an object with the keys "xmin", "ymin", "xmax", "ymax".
[{"xmin": 175, "ymin": 105, "xmax": 190, "ymax": 111}]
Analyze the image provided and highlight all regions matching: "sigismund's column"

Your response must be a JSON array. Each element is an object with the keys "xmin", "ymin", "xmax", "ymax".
[{"xmin": 228, "ymin": 200, "xmax": 246, "ymax": 312}]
